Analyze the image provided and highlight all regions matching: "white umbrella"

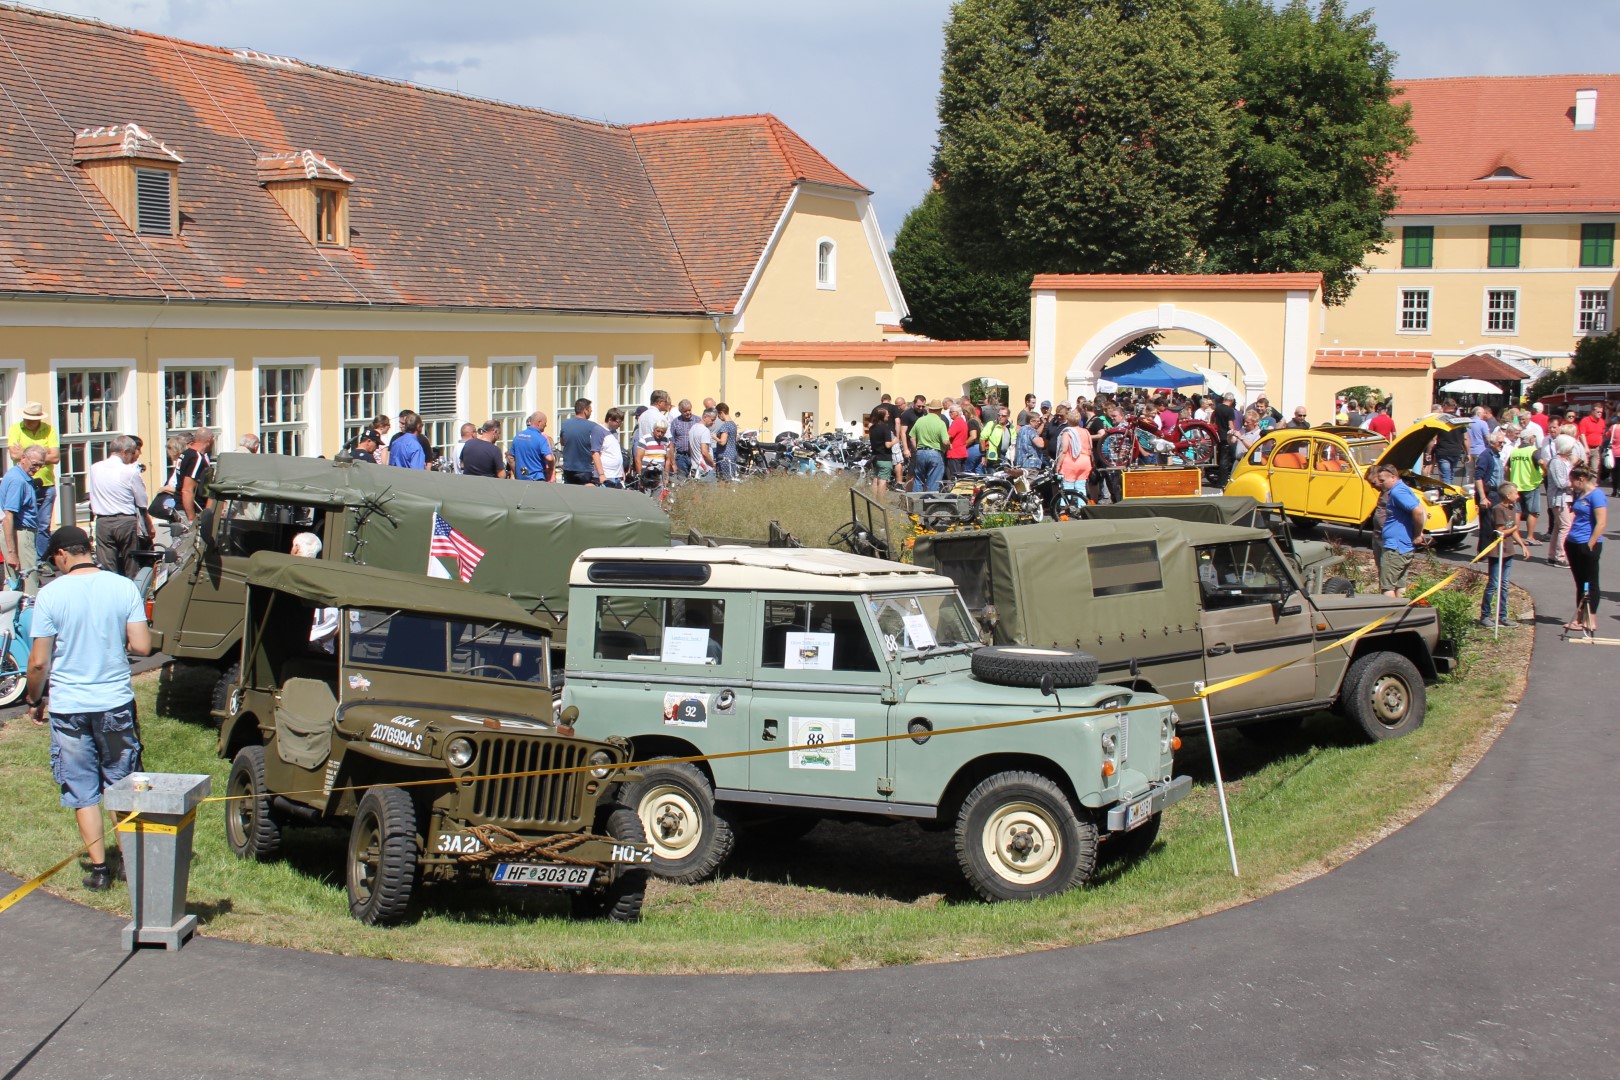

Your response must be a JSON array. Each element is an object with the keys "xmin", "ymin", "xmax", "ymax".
[
  {"xmin": 1440, "ymin": 378, "xmax": 1503, "ymax": 395},
  {"xmin": 1096, "ymin": 378, "xmax": 1119, "ymax": 394},
  {"xmin": 1195, "ymin": 366, "xmax": 1236, "ymax": 398}
]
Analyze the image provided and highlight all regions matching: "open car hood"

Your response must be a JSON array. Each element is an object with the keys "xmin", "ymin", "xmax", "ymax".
[{"xmin": 1378, "ymin": 415, "xmax": 1471, "ymax": 473}]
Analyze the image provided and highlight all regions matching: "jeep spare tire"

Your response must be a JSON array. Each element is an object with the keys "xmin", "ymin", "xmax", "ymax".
[{"xmin": 971, "ymin": 646, "xmax": 1099, "ymax": 689}]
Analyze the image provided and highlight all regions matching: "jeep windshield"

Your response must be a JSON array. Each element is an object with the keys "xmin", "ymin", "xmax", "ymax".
[
  {"xmin": 347, "ymin": 610, "xmax": 551, "ymax": 685},
  {"xmin": 867, "ymin": 591, "xmax": 980, "ymax": 657}
]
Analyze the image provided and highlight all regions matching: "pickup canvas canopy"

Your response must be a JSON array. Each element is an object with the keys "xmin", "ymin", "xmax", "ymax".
[
  {"xmin": 245, "ymin": 552, "xmax": 547, "ymax": 629},
  {"xmin": 206, "ymin": 455, "xmax": 668, "ymax": 622}
]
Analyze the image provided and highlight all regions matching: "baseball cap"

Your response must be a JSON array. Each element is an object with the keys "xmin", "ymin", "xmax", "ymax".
[{"xmin": 42, "ymin": 525, "xmax": 91, "ymax": 560}]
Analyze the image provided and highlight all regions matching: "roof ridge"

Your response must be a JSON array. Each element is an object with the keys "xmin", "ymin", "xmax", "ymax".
[{"xmin": 628, "ymin": 113, "xmax": 776, "ymax": 132}]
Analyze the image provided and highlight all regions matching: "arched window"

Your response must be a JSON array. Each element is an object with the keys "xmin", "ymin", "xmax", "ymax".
[{"xmin": 816, "ymin": 239, "xmax": 836, "ymax": 289}]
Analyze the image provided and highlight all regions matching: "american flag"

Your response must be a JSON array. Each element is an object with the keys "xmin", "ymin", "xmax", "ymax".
[{"xmin": 428, "ymin": 512, "xmax": 485, "ymax": 583}]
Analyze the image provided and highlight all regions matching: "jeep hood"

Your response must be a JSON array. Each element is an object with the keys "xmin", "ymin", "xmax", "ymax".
[
  {"xmin": 1379, "ymin": 415, "xmax": 1471, "ymax": 473},
  {"xmin": 1311, "ymin": 593, "xmax": 1440, "ymax": 636},
  {"xmin": 900, "ymin": 670, "xmax": 1134, "ymax": 712}
]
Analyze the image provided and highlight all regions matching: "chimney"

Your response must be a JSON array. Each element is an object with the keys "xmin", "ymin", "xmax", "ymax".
[{"xmin": 1575, "ymin": 88, "xmax": 1597, "ymax": 131}]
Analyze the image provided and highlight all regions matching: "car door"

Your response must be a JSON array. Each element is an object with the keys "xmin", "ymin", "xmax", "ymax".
[
  {"xmin": 1266, "ymin": 435, "xmax": 1313, "ymax": 511},
  {"xmin": 748, "ymin": 596, "xmax": 891, "ymax": 803},
  {"xmin": 1196, "ymin": 541, "xmax": 1317, "ymax": 719},
  {"xmin": 1305, "ymin": 439, "xmax": 1364, "ymax": 522}
]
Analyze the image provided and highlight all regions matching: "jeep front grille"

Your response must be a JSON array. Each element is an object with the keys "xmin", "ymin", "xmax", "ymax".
[{"xmin": 467, "ymin": 736, "xmax": 588, "ymax": 828}]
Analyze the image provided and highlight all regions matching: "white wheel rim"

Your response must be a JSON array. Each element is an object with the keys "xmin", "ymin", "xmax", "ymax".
[
  {"xmin": 980, "ymin": 799, "xmax": 1063, "ymax": 886},
  {"xmin": 639, "ymin": 784, "xmax": 703, "ymax": 859}
]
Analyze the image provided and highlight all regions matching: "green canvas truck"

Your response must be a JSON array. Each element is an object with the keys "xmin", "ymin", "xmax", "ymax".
[
  {"xmin": 149, "ymin": 454, "xmax": 668, "ymax": 713},
  {"xmin": 912, "ymin": 518, "xmax": 1453, "ymax": 740},
  {"xmin": 559, "ymin": 546, "xmax": 1191, "ymax": 902},
  {"xmin": 219, "ymin": 553, "xmax": 652, "ymax": 924}
]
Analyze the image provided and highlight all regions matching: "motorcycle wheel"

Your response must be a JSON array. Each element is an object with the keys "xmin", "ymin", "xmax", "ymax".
[
  {"xmin": 1180, "ymin": 424, "xmax": 1217, "ymax": 465},
  {"xmin": 1098, "ymin": 431, "xmax": 1135, "ymax": 469}
]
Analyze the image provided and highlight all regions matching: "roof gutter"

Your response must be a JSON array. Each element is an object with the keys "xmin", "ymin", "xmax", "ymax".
[
  {"xmin": 711, "ymin": 315, "xmax": 730, "ymax": 401},
  {"xmin": 0, "ymin": 290, "xmax": 720, "ymax": 322}
]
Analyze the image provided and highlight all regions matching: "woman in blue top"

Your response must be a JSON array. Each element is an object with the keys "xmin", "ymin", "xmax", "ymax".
[{"xmin": 1564, "ymin": 465, "xmax": 1608, "ymax": 634}]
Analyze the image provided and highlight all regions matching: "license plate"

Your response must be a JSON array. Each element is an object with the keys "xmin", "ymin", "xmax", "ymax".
[
  {"xmin": 1123, "ymin": 797, "xmax": 1156, "ymax": 831},
  {"xmin": 491, "ymin": 862, "xmax": 596, "ymax": 888}
]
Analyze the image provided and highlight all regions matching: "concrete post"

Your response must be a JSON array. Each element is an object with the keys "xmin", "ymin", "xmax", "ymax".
[{"xmin": 103, "ymin": 772, "xmax": 212, "ymax": 951}]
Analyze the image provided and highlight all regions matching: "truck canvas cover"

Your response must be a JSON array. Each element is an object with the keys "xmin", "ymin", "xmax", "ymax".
[
  {"xmin": 207, "ymin": 456, "xmax": 668, "ymax": 622},
  {"xmin": 244, "ymin": 551, "xmax": 547, "ymax": 628}
]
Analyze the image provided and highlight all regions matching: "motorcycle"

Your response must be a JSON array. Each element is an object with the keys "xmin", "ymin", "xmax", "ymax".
[
  {"xmin": 970, "ymin": 463, "xmax": 1068, "ymax": 523},
  {"xmin": 1097, "ymin": 417, "xmax": 1218, "ymax": 469},
  {"xmin": 0, "ymin": 583, "xmax": 34, "ymax": 707}
]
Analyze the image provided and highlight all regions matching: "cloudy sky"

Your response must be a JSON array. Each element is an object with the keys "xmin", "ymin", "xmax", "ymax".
[{"xmin": 22, "ymin": 0, "xmax": 1620, "ymax": 241}]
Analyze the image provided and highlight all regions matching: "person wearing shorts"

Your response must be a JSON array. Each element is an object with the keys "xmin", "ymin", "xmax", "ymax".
[
  {"xmin": 25, "ymin": 525, "xmax": 152, "ymax": 891},
  {"xmin": 1370, "ymin": 464, "xmax": 1428, "ymax": 596}
]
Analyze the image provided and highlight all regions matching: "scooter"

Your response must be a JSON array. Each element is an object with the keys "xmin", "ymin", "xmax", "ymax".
[{"xmin": 0, "ymin": 578, "xmax": 34, "ymax": 708}]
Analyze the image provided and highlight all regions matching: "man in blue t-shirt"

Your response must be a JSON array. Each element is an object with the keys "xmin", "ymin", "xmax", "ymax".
[
  {"xmin": 1, "ymin": 446, "xmax": 44, "ymax": 595},
  {"xmin": 1370, "ymin": 463, "xmax": 1428, "ymax": 596},
  {"xmin": 558, "ymin": 399, "xmax": 603, "ymax": 485},
  {"xmin": 508, "ymin": 411, "xmax": 555, "ymax": 481},
  {"xmin": 25, "ymin": 525, "xmax": 152, "ymax": 891}
]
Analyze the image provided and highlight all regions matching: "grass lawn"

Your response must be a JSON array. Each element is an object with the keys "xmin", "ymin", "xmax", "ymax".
[{"xmin": 0, "ymin": 481, "xmax": 1534, "ymax": 974}]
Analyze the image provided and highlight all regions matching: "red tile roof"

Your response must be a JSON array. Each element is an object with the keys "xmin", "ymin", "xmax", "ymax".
[
  {"xmin": 1394, "ymin": 76, "xmax": 1620, "ymax": 215},
  {"xmin": 70, "ymin": 122, "xmax": 183, "ymax": 162},
  {"xmin": 1312, "ymin": 349, "xmax": 1433, "ymax": 371},
  {"xmin": 630, "ymin": 115, "xmax": 867, "ymax": 313},
  {"xmin": 737, "ymin": 341, "xmax": 1029, "ymax": 363},
  {"xmin": 0, "ymin": 7, "xmax": 854, "ymax": 315},
  {"xmin": 1434, "ymin": 353, "xmax": 1532, "ymax": 382},
  {"xmin": 1031, "ymin": 273, "xmax": 1324, "ymax": 292},
  {"xmin": 254, "ymin": 150, "xmax": 352, "ymax": 184}
]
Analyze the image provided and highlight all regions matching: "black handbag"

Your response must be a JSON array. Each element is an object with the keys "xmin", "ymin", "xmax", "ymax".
[{"xmin": 148, "ymin": 491, "xmax": 177, "ymax": 521}]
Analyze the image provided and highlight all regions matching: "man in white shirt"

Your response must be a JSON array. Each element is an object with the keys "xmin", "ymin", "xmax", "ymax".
[
  {"xmin": 86, "ymin": 435, "xmax": 152, "ymax": 579},
  {"xmin": 636, "ymin": 390, "xmax": 671, "ymax": 443},
  {"xmin": 687, "ymin": 409, "xmax": 718, "ymax": 483},
  {"xmin": 450, "ymin": 422, "xmax": 476, "ymax": 474}
]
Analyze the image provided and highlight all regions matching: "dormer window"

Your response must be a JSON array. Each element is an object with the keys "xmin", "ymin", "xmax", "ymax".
[
  {"xmin": 816, "ymin": 238, "xmax": 836, "ymax": 290},
  {"xmin": 257, "ymin": 151, "xmax": 354, "ymax": 247},
  {"xmin": 1480, "ymin": 166, "xmax": 1529, "ymax": 181},
  {"xmin": 72, "ymin": 123, "xmax": 183, "ymax": 236}
]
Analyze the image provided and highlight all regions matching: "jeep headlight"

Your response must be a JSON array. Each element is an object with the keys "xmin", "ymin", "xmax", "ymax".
[
  {"xmin": 589, "ymin": 749, "xmax": 614, "ymax": 779},
  {"xmin": 446, "ymin": 737, "xmax": 476, "ymax": 769}
]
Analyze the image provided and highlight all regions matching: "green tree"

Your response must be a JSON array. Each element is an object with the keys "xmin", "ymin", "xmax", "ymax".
[
  {"xmin": 933, "ymin": 0, "xmax": 1234, "ymax": 276},
  {"xmin": 890, "ymin": 188, "xmax": 1033, "ymax": 340},
  {"xmin": 1527, "ymin": 332, "xmax": 1620, "ymax": 402},
  {"xmin": 1205, "ymin": 0, "xmax": 1414, "ymax": 304}
]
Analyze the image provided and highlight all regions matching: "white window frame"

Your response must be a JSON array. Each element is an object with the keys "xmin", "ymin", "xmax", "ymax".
[
  {"xmin": 1482, "ymin": 287, "xmax": 1519, "ymax": 335},
  {"xmin": 157, "ymin": 359, "xmax": 235, "ymax": 451},
  {"xmin": 0, "ymin": 362, "xmax": 24, "ymax": 457},
  {"xmin": 816, "ymin": 238, "xmax": 837, "ymax": 290},
  {"xmin": 252, "ymin": 357, "xmax": 321, "ymax": 457},
  {"xmin": 489, "ymin": 357, "xmax": 535, "ymax": 447},
  {"xmin": 1575, "ymin": 288, "xmax": 1611, "ymax": 336},
  {"xmin": 414, "ymin": 355, "xmax": 469, "ymax": 463},
  {"xmin": 554, "ymin": 356, "xmax": 597, "ymax": 422},
  {"xmin": 50, "ymin": 359, "xmax": 137, "ymax": 506},
  {"xmin": 613, "ymin": 355, "xmax": 651, "ymax": 450},
  {"xmin": 1396, "ymin": 288, "xmax": 1431, "ymax": 335},
  {"xmin": 338, "ymin": 356, "xmax": 399, "ymax": 448}
]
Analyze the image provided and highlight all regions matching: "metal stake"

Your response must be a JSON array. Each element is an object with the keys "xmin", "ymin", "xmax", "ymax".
[{"xmin": 1194, "ymin": 681, "xmax": 1240, "ymax": 877}]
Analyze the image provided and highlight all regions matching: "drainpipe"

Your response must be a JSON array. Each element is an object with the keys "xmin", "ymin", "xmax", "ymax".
[{"xmin": 711, "ymin": 315, "xmax": 729, "ymax": 402}]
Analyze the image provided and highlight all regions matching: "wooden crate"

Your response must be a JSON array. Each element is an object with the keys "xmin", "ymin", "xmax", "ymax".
[{"xmin": 1120, "ymin": 467, "xmax": 1202, "ymax": 498}]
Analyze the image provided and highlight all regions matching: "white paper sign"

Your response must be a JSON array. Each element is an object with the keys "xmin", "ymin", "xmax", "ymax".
[
  {"xmin": 784, "ymin": 631, "xmax": 836, "ymax": 671},
  {"xmin": 789, "ymin": 716, "xmax": 856, "ymax": 771},
  {"xmin": 901, "ymin": 613, "xmax": 935, "ymax": 650},
  {"xmin": 661, "ymin": 626, "xmax": 711, "ymax": 665}
]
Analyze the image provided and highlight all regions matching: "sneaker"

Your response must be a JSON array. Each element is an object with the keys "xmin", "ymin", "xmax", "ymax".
[
  {"xmin": 82, "ymin": 864, "xmax": 113, "ymax": 892},
  {"xmin": 1477, "ymin": 617, "xmax": 1498, "ymax": 629}
]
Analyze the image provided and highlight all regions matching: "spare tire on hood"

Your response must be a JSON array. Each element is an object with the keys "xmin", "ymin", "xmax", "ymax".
[{"xmin": 971, "ymin": 646, "xmax": 1099, "ymax": 689}]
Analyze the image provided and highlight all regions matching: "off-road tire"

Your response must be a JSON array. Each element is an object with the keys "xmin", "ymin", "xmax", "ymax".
[
  {"xmin": 971, "ymin": 646, "xmax": 1098, "ymax": 689},
  {"xmin": 1101, "ymin": 812, "xmax": 1161, "ymax": 865},
  {"xmin": 346, "ymin": 786, "xmax": 420, "ymax": 926},
  {"xmin": 570, "ymin": 806, "xmax": 650, "ymax": 923},
  {"xmin": 1322, "ymin": 576, "xmax": 1357, "ymax": 596},
  {"xmin": 1339, "ymin": 651, "xmax": 1426, "ymax": 742},
  {"xmin": 209, "ymin": 660, "xmax": 242, "ymax": 728},
  {"xmin": 224, "ymin": 745, "xmax": 282, "ymax": 860},
  {"xmin": 955, "ymin": 771, "xmax": 1096, "ymax": 902},
  {"xmin": 620, "ymin": 759, "xmax": 735, "ymax": 884}
]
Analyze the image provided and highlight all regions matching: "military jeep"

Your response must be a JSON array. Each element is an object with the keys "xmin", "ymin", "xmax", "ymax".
[
  {"xmin": 912, "ymin": 518, "xmax": 1454, "ymax": 741},
  {"xmin": 560, "ymin": 546, "xmax": 1191, "ymax": 902},
  {"xmin": 219, "ymin": 552, "xmax": 652, "ymax": 925}
]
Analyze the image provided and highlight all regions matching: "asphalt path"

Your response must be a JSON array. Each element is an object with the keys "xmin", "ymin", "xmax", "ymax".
[{"xmin": 1, "ymin": 531, "xmax": 1616, "ymax": 1078}]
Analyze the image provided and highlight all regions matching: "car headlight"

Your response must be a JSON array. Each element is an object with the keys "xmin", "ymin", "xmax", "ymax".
[
  {"xmin": 589, "ymin": 750, "xmax": 613, "ymax": 779},
  {"xmin": 1425, "ymin": 489, "xmax": 1443, "ymax": 504},
  {"xmin": 446, "ymin": 737, "xmax": 476, "ymax": 768}
]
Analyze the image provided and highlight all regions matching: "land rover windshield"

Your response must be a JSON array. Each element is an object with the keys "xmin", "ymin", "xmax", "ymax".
[{"xmin": 867, "ymin": 591, "xmax": 980, "ymax": 657}]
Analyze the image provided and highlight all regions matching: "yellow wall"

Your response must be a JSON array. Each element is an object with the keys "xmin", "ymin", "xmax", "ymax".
[
  {"xmin": 1306, "ymin": 368, "xmax": 1434, "ymax": 430},
  {"xmin": 735, "ymin": 192, "xmax": 891, "ymax": 344},
  {"xmin": 1327, "ymin": 220, "xmax": 1620, "ymax": 365}
]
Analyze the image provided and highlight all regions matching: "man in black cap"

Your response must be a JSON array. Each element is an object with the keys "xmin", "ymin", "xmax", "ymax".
[
  {"xmin": 25, "ymin": 525, "xmax": 151, "ymax": 891},
  {"xmin": 349, "ymin": 429, "xmax": 382, "ymax": 464}
]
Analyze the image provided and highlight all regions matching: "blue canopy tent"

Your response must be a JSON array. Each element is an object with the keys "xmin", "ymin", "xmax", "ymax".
[{"xmin": 1100, "ymin": 348, "xmax": 1205, "ymax": 388}]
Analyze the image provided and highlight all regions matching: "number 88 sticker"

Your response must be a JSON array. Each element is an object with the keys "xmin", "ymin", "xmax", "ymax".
[{"xmin": 789, "ymin": 716, "xmax": 856, "ymax": 771}]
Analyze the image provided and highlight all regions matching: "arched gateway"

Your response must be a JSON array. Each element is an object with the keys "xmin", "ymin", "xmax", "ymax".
[{"xmin": 1029, "ymin": 274, "xmax": 1323, "ymax": 409}]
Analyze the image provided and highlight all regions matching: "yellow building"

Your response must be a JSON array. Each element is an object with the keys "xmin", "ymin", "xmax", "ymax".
[{"xmin": 0, "ymin": 7, "xmax": 924, "ymax": 511}]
